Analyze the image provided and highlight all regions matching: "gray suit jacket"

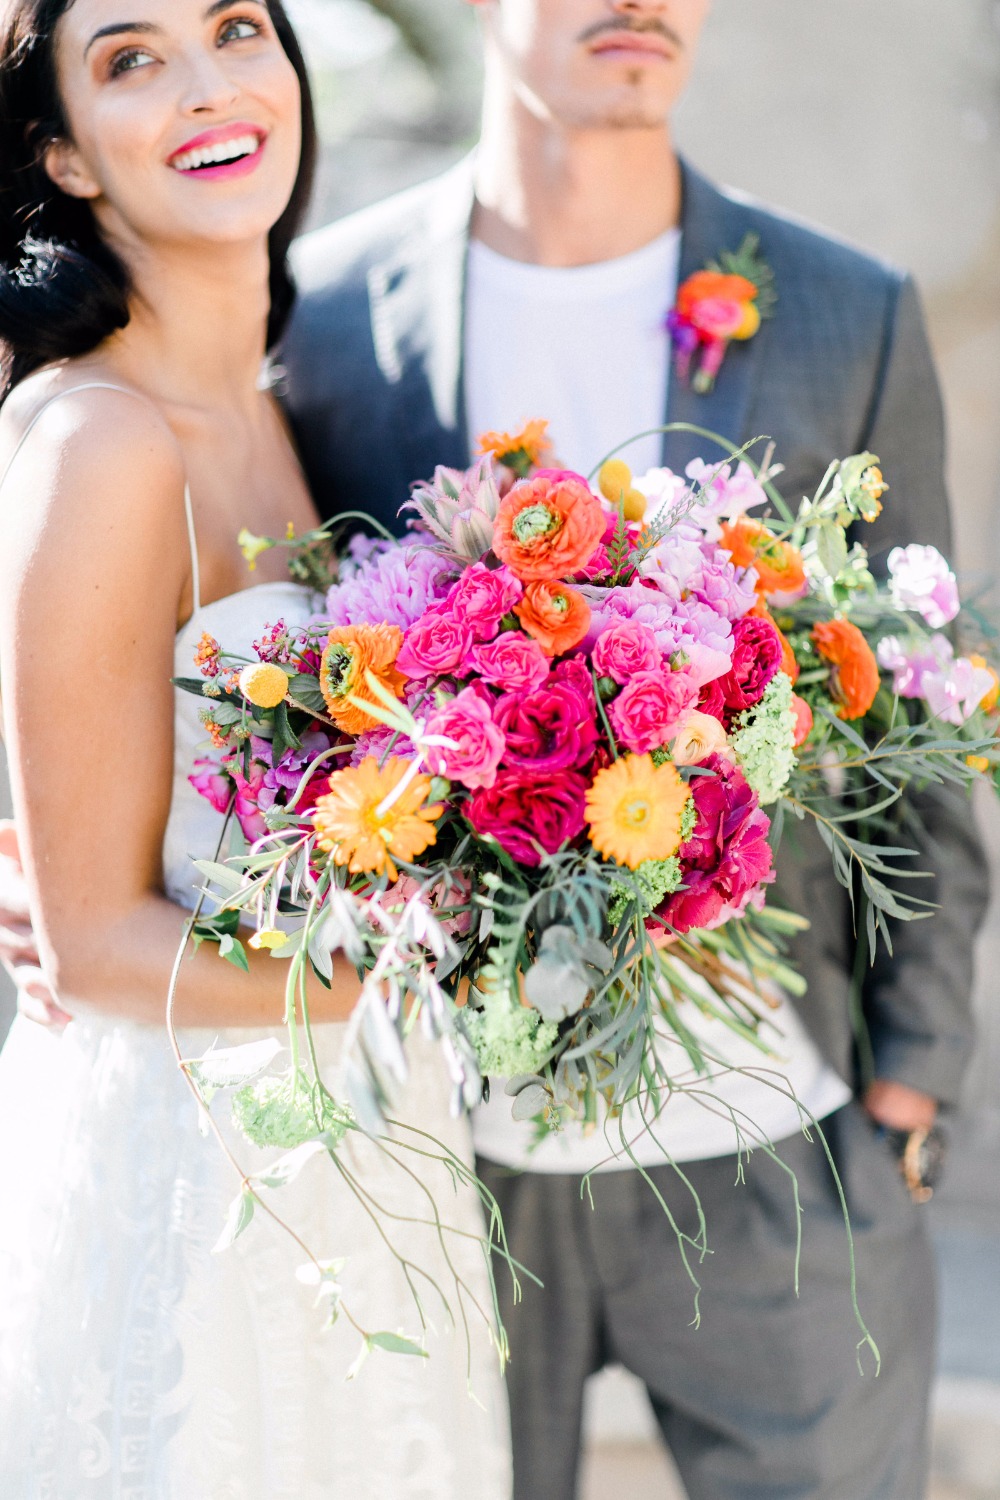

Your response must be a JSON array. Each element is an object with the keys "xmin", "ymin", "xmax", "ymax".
[{"xmin": 281, "ymin": 156, "xmax": 987, "ymax": 1106}]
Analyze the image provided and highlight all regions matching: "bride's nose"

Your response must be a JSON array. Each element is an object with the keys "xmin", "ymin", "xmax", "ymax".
[{"xmin": 178, "ymin": 49, "xmax": 242, "ymax": 116}]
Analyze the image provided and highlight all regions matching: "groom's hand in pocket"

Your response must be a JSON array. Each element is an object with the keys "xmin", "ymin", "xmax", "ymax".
[{"xmin": 0, "ymin": 820, "xmax": 72, "ymax": 1031}]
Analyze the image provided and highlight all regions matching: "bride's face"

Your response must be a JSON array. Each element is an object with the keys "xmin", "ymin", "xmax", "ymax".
[{"xmin": 47, "ymin": 0, "xmax": 302, "ymax": 254}]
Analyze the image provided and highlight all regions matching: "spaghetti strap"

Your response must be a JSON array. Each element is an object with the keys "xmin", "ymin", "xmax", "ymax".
[{"xmin": 0, "ymin": 381, "xmax": 201, "ymax": 611}]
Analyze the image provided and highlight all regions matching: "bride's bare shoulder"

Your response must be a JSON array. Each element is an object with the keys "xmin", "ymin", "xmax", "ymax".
[
  {"xmin": 0, "ymin": 366, "xmax": 184, "ymax": 514},
  {"xmin": 0, "ymin": 367, "xmax": 188, "ymax": 593}
]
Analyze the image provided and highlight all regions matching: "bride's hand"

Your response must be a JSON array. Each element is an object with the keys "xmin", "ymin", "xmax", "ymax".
[{"xmin": 0, "ymin": 820, "xmax": 72, "ymax": 1031}]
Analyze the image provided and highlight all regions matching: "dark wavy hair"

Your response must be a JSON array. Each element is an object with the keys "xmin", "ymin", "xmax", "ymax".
[{"xmin": 0, "ymin": 0, "xmax": 317, "ymax": 399}]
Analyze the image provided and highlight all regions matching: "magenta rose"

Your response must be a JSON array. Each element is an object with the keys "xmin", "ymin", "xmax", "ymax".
[
  {"xmin": 190, "ymin": 758, "xmax": 231, "ymax": 814},
  {"xmin": 654, "ymin": 755, "xmax": 774, "ymax": 935},
  {"xmin": 608, "ymin": 668, "xmax": 698, "ymax": 754},
  {"xmin": 494, "ymin": 658, "xmax": 598, "ymax": 772},
  {"xmin": 424, "ymin": 686, "xmax": 506, "ymax": 790},
  {"xmin": 592, "ymin": 619, "xmax": 663, "ymax": 685},
  {"xmin": 396, "ymin": 605, "xmax": 474, "ymax": 679},
  {"xmin": 466, "ymin": 632, "xmax": 551, "ymax": 693},
  {"xmin": 465, "ymin": 768, "xmax": 588, "ymax": 866},
  {"xmin": 697, "ymin": 677, "xmax": 727, "ymax": 722},
  {"xmin": 715, "ymin": 615, "xmax": 783, "ymax": 717},
  {"xmin": 444, "ymin": 562, "xmax": 523, "ymax": 643}
]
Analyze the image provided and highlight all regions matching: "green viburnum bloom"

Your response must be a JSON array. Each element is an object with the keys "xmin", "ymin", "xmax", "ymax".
[
  {"xmin": 463, "ymin": 1001, "xmax": 558, "ymax": 1078},
  {"xmin": 731, "ymin": 671, "xmax": 797, "ymax": 805},
  {"xmin": 232, "ymin": 1072, "xmax": 353, "ymax": 1151},
  {"xmin": 608, "ymin": 856, "xmax": 683, "ymax": 925}
]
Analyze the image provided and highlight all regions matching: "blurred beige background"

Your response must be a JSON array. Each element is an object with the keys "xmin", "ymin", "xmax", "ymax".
[{"xmin": 1, "ymin": 0, "xmax": 999, "ymax": 1492}]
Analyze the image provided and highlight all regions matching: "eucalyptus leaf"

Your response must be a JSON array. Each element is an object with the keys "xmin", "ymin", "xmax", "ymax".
[
  {"xmin": 213, "ymin": 1188, "xmax": 255, "ymax": 1253},
  {"xmin": 188, "ymin": 1037, "xmax": 284, "ymax": 1090},
  {"xmin": 368, "ymin": 1332, "xmax": 429, "ymax": 1358},
  {"xmin": 253, "ymin": 1137, "xmax": 328, "ymax": 1190},
  {"xmin": 511, "ymin": 1083, "xmax": 551, "ymax": 1121}
]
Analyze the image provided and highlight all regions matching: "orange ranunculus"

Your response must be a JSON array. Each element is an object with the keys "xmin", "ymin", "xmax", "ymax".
[
  {"xmin": 320, "ymin": 622, "xmax": 406, "ymax": 735},
  {"xmin": 719, "ymin": 517, "xmax": 807, "ymax": 598},
  {"xmin": 477, "ymin": 419, "xmax": 552, "ymax": 470},
  {"xmin": 812, "ymin": 618, "xmax": 881, "ymax": 720},
  {"xmin": 749, "ymin": 598, "xmax": 800, "ymax": 684},
  {"xmin": 676, "ymin": 271, "xmax": 758, "ymax": 320},
  {"xmin": 515, "ymin": 582, "xmax": 591, "ymax": 657},
  {"xmin": 968, "ymin": 654, "xmax": 1000, "ymax": 713},
  {"xmin": 493, "ymin": 473, "xmax": 606, "ymax": 582}
]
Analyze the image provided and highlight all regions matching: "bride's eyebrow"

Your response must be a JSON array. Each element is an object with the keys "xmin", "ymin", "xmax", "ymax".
[{"xmin": 84, "ymin": 2, "xmax": 268, "ymax": 59}]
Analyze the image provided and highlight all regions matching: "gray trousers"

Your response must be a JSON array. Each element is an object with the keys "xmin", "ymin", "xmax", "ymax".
[{"xmin": 478, "ymin": 1102, "xmax": 936, "ymax": 1500}]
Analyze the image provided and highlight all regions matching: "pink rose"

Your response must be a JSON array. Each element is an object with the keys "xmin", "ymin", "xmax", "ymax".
[
  {"xmin": 465, "ymin": 633, "xmax": 551, "ymax": 693},
  {"xmin": 465, "ymin": 768, "xmax": 588, "ymax": 866},
  {"xmin": 424, "ymin": 686, "xmax": 506, "ymax": 790},
  {"xmin": 592, "ymin": 619, "xmax": 663, "ymax": 684},
  {"xmin": 381, "ymin": 872, "xmax": 473, "ymax": 938},
  {"xmin": 494, "ymin": 658, "xmax": 598, "ymax": 772},
  {"xmin": 444, "ymin": 562, "xmax": 523, "ymax": 642},
  {"xmin": 397, "ymin": 605, "xmax": 473, "ymax": 679},
  {"xmin": 716, "ymin": 615, "xmax": 783, "ymax": 718},
  {"xmin": 689, "ymin": 296, "xmax": 747, "ymax": 341},
  {"xmin": 608, "ymin": 669, "xmax": 698, "ymax": 754}
]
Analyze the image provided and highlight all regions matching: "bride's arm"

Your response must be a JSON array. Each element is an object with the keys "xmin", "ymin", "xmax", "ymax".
[{"xmin": 0, "ymin": 390, "xmax": 361, "ymax": 1027}]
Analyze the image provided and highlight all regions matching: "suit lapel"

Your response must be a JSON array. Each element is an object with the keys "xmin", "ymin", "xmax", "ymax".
[
  {"xmin": 664, "ymin": 162, "xmax": 766, "ymax": 476},
  {"xmin": 367, "ymin": 157, "xmax": 476, "ymax": 485}
]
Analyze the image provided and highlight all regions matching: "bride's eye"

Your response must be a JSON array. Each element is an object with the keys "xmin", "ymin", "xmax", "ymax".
[
  {"xmin": 219, "ymin": 18, "xmax": 264, "ymax": 44},
  {"xmin": 109, "ymin": 46, "xmax": 157, "ymax": 78}
]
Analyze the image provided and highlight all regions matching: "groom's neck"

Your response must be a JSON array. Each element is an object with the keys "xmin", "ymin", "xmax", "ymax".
[{"xmin": 472, "ymin": 85, "xmax": 681, "ymax": 268}]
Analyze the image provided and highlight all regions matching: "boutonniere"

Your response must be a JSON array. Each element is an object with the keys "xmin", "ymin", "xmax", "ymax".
[{"xmin": 667, "ymin": 233, "xmax": 776, "ymax": 394}]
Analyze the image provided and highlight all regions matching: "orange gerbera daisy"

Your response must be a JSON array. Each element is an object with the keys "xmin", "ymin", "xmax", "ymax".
[
  {"xmin": 812, "ymin": 618, "xmax": 881, "ymax": 720},
  {"xmin": 477, "ymin": 419, "xmax": 552, "ymax": 475},
  {"xmin": 313, "ymin": 756, "xmax": 443, "ymax": 881},
  {"xmin": 320, "ymin": 623, "xmax": 406, "ymax": 735},
  {"xmin": 719, "ymin": 517, "xmax": 807, "ymax": 598},
  {"xmin": 585, "ymin": 754, "xmax": 691, "ymax": 870},
  {"xmin": 515, "ymin": 581, "xmax": 591, "ymax": 657},
  {"xmin": 493, "ymin": 473, "xmax": 606, "ymax": 582}
]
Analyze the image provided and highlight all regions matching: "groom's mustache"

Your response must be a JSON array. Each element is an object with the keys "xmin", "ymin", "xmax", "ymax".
[{"xmin": 578, "ymin": 17, "xmax": 685, "ymax": 49}]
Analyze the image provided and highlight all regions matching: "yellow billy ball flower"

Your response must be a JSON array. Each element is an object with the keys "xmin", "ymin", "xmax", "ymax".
[
  {"xmin": 598, "ymin": 458, "xmax": 633, "ymax": 503},
  {"xmin": 622, "ymin": 488, "xmax": 647, "ymax": 522},
  {"xmin": 586, "ymin": 754, "xmax": 691, "ymax": 870},
  {"xmin": 239, "ymin": 662, "xmax": 289, "ymax": 709},
  {"xmin": 733, "ymin": 301, "xmax": 762, "ymax": 341}
]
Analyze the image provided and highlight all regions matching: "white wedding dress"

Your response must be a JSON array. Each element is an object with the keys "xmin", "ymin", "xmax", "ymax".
[{"xmin": 0, "ymin": 388, "xmax": 512, "ymax": 1499}]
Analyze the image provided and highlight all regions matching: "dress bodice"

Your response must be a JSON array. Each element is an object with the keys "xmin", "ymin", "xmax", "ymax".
[{"xmin": 162, "ymin": 581, "xmax": 319, "ymax": 908}]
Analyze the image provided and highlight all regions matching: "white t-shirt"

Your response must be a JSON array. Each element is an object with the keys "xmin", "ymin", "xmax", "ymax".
[
  {"xmin": 463, "ymin": 234, "xmax": 851, "ymax": 1171},
  {"xmin": 464, "ymin": 231, "xmax": 681, "ymax": 479}
]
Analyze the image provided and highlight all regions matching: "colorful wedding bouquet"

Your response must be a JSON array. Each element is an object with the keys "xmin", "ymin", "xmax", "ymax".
[{"xmin": 173, "ymin": 421, "xmax": 998, "ymax": 1356}]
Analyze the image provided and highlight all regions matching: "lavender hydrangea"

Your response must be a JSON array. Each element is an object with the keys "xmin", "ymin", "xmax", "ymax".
[{"xmin": 325, "ymin": 543, "xmax": 455, "ymax": 632}]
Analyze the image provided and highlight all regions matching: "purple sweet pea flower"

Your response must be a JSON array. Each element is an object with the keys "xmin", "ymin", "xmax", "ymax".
[
  {"xmin": 877, "ymin": 634, "xmax": 994, "ymax": 724},
  {"xmin": 887, "ymin": 545, "xmax": 960, "ymax": 629}
]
